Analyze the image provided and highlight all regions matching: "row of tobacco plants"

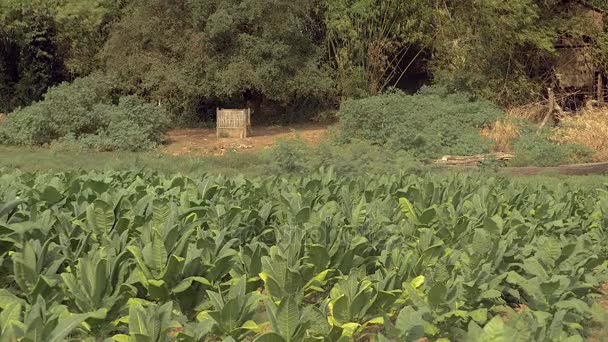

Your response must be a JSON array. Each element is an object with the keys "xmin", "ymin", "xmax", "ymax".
[{"xmin": 0, "ymin": 169, "xmax": 607, "ymax": 341}]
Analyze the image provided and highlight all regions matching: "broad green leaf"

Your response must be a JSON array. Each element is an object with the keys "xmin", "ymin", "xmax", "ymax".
[
  {"xmin": 276, "ymin": 297, "xmax": 299, "ymax": 339},
  {"xmin": 428, "ymin": 283, "xmax": 446, "ymax": 307},
  {"xmin": 254, "ymin": 332, "xmax": 286, "ymax": 342}
]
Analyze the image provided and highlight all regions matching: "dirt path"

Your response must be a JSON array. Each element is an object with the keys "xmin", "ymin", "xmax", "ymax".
[
  {"xmin": 435, "ymin": 161, "xmax": 608, "ymax": 176},
  {"xmin": 160, "ymin": 124, "xmax": 329, "ymax": 156},
  {"xmin": 504, "ymin": 162, "xmax": 608, "ymax": 176}
]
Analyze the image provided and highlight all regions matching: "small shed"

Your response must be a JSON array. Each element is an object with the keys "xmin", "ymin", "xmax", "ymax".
[
  {"xmin": 553, "ymin": 2, "xmax": 606, "ymax": 106},
  {"xmin": 216, "ymin": 108, "xmax": 251, "ymax": 138}
]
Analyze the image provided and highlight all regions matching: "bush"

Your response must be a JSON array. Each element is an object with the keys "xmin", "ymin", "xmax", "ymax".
[
  {"xmin": 264, "ymin": 138, "xmax": 310, "ymax": 173},
  {"xmin": 0, "ymin": 76, "xmax": 169, "ymax": 151},
  {"xmin": 263, "ymin": 137, "xmax": 421, "ymax": 175},
  {"xmin": 337, "ymin": 86, "xmax": 504, "ymax": 158},
  {"xmin": 510, "ymin": 127, "xmax": 594, "ymax": 167}
]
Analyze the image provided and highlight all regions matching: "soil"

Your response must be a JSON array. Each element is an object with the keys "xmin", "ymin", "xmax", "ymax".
[
  {"xmin": 161, "ymin": 122, "xmax": 608, "ymax": 176},
  {"xmin": 435, "ymin": 161, "xmax": 608, "ymax": 176},
  {"xmin": 503, "ymin": 162, "xmax": 608, "ymax": 176},
  {"xmin": 160, "ymin": 124, "xmax": 328, "ymax": 156}
]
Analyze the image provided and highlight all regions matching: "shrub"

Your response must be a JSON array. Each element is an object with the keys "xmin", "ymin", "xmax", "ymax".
[
  {"xmin": 263, "ymin": 137, "xmax": 421, "ymax": 175},
  {"xmin": 0, "ymin": 103, "xmax": 54, "ymax": 145},
  {"xmin": 0, "ymin": 76, "xmax": 169, "ymax": 151},
  {"xmin": 264, "ymin": 138, "xmax": 310, "ymax": 173},
  {"xmin": 510, "ymin": 127, "xmax": 594, "ymax": 167},
  {"xmin": 337, "ymin": 86, "xmax": 503, "ymax": 158}
]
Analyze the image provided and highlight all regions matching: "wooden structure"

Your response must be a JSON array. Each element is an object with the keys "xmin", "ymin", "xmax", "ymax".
[
  {"xmin": 553, "ymin": 2, "xmax": 606, "ymax": 109},
  {"xmin": 216, "ymin": 108, "xmax": 251, "ymax": 138}
]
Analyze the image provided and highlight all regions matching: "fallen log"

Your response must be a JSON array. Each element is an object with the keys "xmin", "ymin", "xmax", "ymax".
[{"xmin": 436, "ymin": 153, "xmax": 514, "ymax": 166}]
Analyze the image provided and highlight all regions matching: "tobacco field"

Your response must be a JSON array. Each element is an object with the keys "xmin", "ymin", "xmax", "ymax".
[{"xmin": 0, "ymin": 169, "xmax": 607, "ymax": 341}]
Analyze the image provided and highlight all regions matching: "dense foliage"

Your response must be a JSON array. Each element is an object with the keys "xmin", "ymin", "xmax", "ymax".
[
  {"xmin": 0, "ymin": 170, "xmax": 607, "ymax": 340},
  {"xmin": 2, "ymin": 0, "xmax": 607, "ymax": 117},
  {"xmin": 337, "ymin": 88, "xmax": 504, "ymax": 158},
  {"xmin": 0, "ymin": 75, "xmax": 169, "ymax": 151},
  {"xmin": 510, "ymin": 127, "xmax": 595, "ymax": 167}
]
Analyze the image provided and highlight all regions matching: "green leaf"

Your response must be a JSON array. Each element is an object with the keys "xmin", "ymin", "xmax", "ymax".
[
  {"xmin": 128, "ymin": 246, "xmax": 153, "ymax": 280},
  {"xmin": 419, "ymin": 207, "xmax": 436, "ymax": 224},
  {"xmin": 479, "ymin": 289, "xmax": 502, "ymax": 300},
  {"xmin": 40, "ymin": 186, "xmax": 63, "ymax": 204},
  {"xmin": 399, "ymin": 198, "xmax": 418, "ymax": 222},
  {"xmin": 254, "ymin": 332, "xmax": 286, "ymax": 342},
  {"xmin": 276, "ymin": 297, "xmax": 299, "ymax": 339},
  {"xmin": 128, "ymin": 302, "xmax": 148, "ymax": 336},
  {"xmin": 150, "ymin": 230, "xmax": 168, "ymax": 275},
  {"xmin": 260, "ymin": 272, "xmax": 285, "ymax": 298},
  {"xmin": 0, "ymin": 199, "xmax": 24, "ymax": 219},
  {"xmin": 172, "ymin": 277, "xmax": 211, "ymax": 293},
  {"xmin": 481, "ymin": 316, "xmax": 506, "ymax": 340},
  {"xmin": 410, "ymin": 276, "xmax": 425, "ymax": 289},
  {"xmin": 0, "ymin": 290, "xmax": 25, "ymax": 309},
  {"xmin": 86, "ymin": 200, "xmax": 115, "ymax": 237},
  {"xmin": 428, "ymin": 283, "xmax": 446, "ymax": 307},
  {"xmin": 48, "ymin": 312, "xmax": 101, "ymax": 342},
  {"xmin": 395, "ymin": 306, "xmax": 425, "ymax": 340},
  {"xmin": 0, "ymin": 302, "xmax": 22, "ymax": 331},
  {"xmin": 483, "ymin": 215, "xmax": 504, "ymax": 234},
  {"xmin": 470, "ymin": 308, "xmax": 488, "ymax": 325}
]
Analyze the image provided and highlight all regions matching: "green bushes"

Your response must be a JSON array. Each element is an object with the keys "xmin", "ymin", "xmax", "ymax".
[
  {"xmin": 0, "ymin": 76, "xmax": 169, "ymax": 151},
  {"xmin": 510, "ymin": 127, "xmax": 594, "ymax": 167},
  {"xmin": 337, "ymin": 87, "xmax": 503, "ymax": 158},
  {"xmin": 264, "ymin": 137, "xmax": 421, "ymax": 175}
]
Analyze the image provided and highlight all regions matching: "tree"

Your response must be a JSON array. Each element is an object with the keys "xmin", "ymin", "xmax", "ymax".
[
  {"xmin": 429, "ymin": 0, "xmax": 607, "ymax": 105},
  {"xmin": 0, "ymin": 0, "xmax": 122, "ymax": 111},
  {"xmin": 325, "ymin": 0, "xmax": 433, "ymax": 97},
  {"xmin": 0, "ymin": 3, "xmax": 65, "ymax": 110},
  {"xmin": 101, "ymin": 0, "xmax": 335, "ymax": 122}
]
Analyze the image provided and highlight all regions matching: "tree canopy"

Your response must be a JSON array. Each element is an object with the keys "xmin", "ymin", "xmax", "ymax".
[{"xmin": 1, "ymin": 0, "xmax": 607, "ymax": 118}]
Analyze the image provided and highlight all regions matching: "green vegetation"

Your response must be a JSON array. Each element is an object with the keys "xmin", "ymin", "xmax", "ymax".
[
  {"xmin": 0, "ymin": 170, "xmax": 607, "ymax": 340},
  {"xmin": 2, "ymin": 0, "xmax": 608, "ymax": 157},
  {"xmin": 2, "ymin": 1, "xmax": 608, "ymax": 340},
  {"xmin": 2, "ymin": 0, "xmax": 608, "ymax": 115},
  {"xmin": 0, "ymin": 76, "xmax": 169, "ymax": 151},
  {"xmin": 337, "ymin": 88, "xmax": 503, "ymax": 158},
  {"xmin": 0, "ymin": 137, "xmax": 422, "ymax": 178},
  {"xmin": 510, "ymin": 127, "xmax": 595, "ymax": 167}
]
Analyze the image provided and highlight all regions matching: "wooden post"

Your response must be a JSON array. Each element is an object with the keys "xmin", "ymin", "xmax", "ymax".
[
  {"xmin": 539, "ymin": 88, "xmax": 555, "ymax": 132},
  {"xmin": 598, "ymin": 74, "xmax": 605, "ymax": 106},
  {"xmin": 247, "ymin": 107, "xmax": 251, "ymax": 137},
  {"xmin": 216, "ymin": 108, "xmax": 220, "ymax": 138}
]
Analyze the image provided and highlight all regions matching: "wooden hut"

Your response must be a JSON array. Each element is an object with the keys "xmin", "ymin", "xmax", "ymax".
[{"xmin": 553, "ymin": 1, "xmax": 606, "ymax": 108}]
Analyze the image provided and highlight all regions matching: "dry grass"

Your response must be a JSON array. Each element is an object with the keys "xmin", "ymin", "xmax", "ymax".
[
  {"xmin": 553, "ymin": 108, "xmax": 608, "ymax": 162},
  {"xmin": 481, "ymin": 119, "xmax": 521, "ymax": 153},
  {"xmin": 481, "ymin": 104, "xmax": 548, "ymax": 153},
  {"xmin": 505, "ymin": 103, "xmax": 547, "ymax": 122},
  {"xmin": 0, "ymin": 113, "xmax": 6, "ymax": 122},
  {"xmin": 483, "ymin": 104, "xmax": 608, "ymax": 162}
]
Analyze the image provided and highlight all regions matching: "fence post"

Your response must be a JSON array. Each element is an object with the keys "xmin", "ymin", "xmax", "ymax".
[
  {"xmin": 216, "ymin": 108, "xmax": 220, "ymax": 138},
  {"xmin": 598, "ymin": 74, "xmax": 605, "ymax": 106}
]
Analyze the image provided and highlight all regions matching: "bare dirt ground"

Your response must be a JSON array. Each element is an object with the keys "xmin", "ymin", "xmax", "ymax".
[{"xmin": 160, "ymin": 124, "xmax": 328, "ymax": 156}]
